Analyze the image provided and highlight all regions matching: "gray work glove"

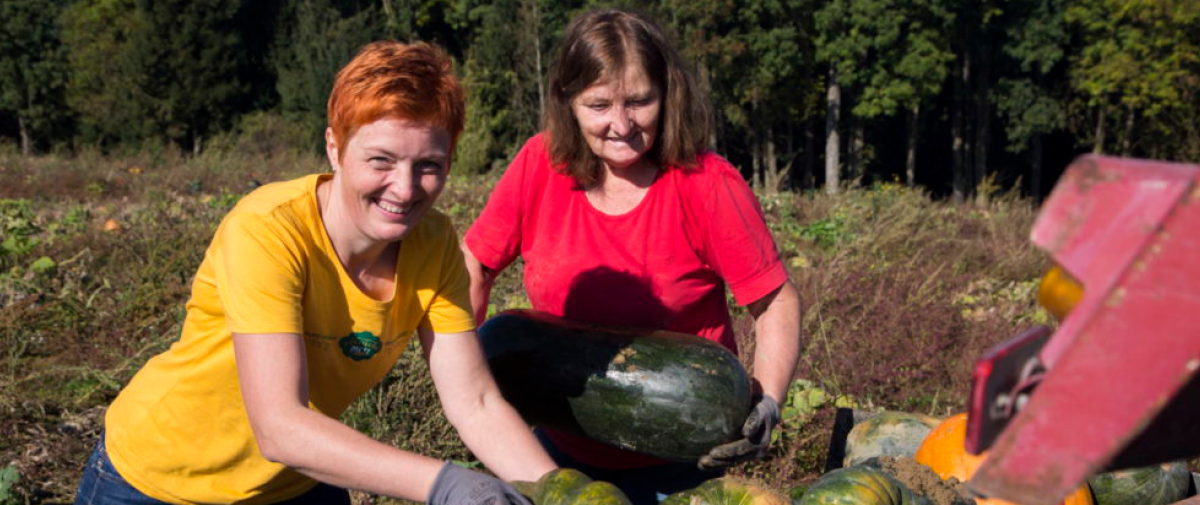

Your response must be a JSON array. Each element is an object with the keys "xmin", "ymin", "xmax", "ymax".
[
  {"xmin": 697, "ymin": 394, "xmax": 781, "ymax": 470},
  {"xmin": 427, "ymin": 462, "xmax": 533, "ymax": 505}
]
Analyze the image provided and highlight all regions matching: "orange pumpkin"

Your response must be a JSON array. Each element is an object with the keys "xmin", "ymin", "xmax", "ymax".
[{"xmin": 914, "ymin": 413, "xmax": 1094, "ymax": 505}]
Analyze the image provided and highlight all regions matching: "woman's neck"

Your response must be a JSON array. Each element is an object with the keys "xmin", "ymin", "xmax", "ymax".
[
  {"xmin": 586, "ymin": 159, "xmax": 660, "ymax": 215},
  {"xmin": 317, "ymin": 178, "xmax": 398, "ymax": 300}
]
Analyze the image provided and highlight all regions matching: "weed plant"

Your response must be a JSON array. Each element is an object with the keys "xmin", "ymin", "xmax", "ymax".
[{"xmin": 1, "ymin": 132, "xmax": 1051, "ymax": 502}]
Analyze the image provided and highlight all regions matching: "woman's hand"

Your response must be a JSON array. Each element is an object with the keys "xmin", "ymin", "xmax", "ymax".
[
  {"xmin": 697, "ymin": 394, "xmax": 782, "ymax": 470},
  {"xmin": 428, "ymin": 462, "xmax": 533, "ymax": 505},
  {"xmin": 697, "ymin": 280, "xmax": 800, "ymax": 470}
]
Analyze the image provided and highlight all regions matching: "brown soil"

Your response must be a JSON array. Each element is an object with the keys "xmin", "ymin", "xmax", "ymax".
[{"xmin": 871, "ymin": 456, "xmax": 974, "ymax": 505}]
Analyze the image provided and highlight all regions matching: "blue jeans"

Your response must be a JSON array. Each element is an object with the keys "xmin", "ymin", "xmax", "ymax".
[
  {"xmin": 75, "ymin": 433, "xmax": 351, "ymax": 505},
  {"xmin": 534, "ymin": 429, "xmax": 722, "ymax": 505}
]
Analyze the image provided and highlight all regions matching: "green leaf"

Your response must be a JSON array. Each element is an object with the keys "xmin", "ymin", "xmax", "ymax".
[{"xmin": 30, "ymin": 256, "xmax": 56, "ymax": 275}]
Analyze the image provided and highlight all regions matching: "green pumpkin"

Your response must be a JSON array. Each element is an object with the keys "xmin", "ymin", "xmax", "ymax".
[
  {"xmin": 513, "ymin": 468, "xmax": 633, "ymax": 505},
  {"xmin": 795, "ymin": 467, "xmax": 929, "ymax": 505},
  {"xmin": 843, "ymin": 412, "xmax": 941, "ymax": 468},
  {"xmin": 1087, "ymin": 461, "xmax": 1190, "ymax": 505},
  {"xmin": 662, "ymin": 477, "xmax": 790, "ymax": 505}
]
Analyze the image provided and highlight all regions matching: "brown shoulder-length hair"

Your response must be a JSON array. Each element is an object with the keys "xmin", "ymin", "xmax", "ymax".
[{"xmin": 544, "ymin": 9, "xmax": 712, "ymax": 187}]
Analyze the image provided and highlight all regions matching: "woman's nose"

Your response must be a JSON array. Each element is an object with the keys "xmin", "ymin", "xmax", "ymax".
[
  {"xmin": 388, "ymin": 166, "xmax": 418, "ymax": 201},
  {"xmin": 608, "ymin": 107, "xmax": 634, "ymax": 136}
]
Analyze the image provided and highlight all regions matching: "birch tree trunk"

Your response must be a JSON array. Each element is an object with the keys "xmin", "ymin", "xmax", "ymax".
[
  {"xmin": 825, "ymin": 68, "xmax": 841, "ymax": 195},
  {"xmin": 952, "ymin": 49, "xmax": 971, "ymax": 201},
  {"xmin": 1093, "ymin": 105, "xmax": 1107, "ymax": 154},
  {"xmin": 1121, "ymin": 102, "xmax": 1134, "ymax": 156},
  {"xmin": 906, "ymin": 103, "xmax": 919, "ymax": 187},
  {"xmin": 19, "ymin": 115, "xmax": 31, "ymax": 157},
  {"xmin": 765, "ymin": 127, "xmax": 780, "ymax": 194},
  {"xmin": 1031, "ymin": 134, "xmax": 1043, "ymax": 205}
]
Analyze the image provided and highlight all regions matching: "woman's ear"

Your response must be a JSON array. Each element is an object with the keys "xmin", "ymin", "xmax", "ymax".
[{"xmin": 324, "ymin": 127, "xmax": 340, "ymax": 172}]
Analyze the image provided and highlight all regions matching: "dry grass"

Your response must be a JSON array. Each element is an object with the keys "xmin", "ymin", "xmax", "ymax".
[{"xmin": 0, "ymin": 132, "xmax": 1052, "ymax": 502}]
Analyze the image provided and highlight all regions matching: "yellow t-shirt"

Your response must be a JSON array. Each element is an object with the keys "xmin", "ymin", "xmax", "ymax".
[{"xmin": 104, "ymin": 174, "xmax": 475, "ymax": 504}]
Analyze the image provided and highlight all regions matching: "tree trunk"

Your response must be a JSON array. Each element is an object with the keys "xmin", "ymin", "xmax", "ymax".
[
  {"xmin": 752, "ymin": 132, "xmax": 763, "ymax": 191},
  {"xmin": 849, "ymin": 120, "xmax": 865, "ymax": 186},
  {"xmin": 1031, "ymin": 134, "xmax": 1043, "ymax": 205},
  {"xmin": 1094, "ymin": 104, "xmax": 1107, "ymax": 154},
  {"xmin": 700, "ymin": 62, "xmax": 717, "ymax": 149},
  {"xmin": 825, "ymin": 68, "xmax": 841, "ymax": 195},
  {"xmin": 952, "ymin": 49, "xmax": 972, "ymax": 201},
  {"xmin": 906, "ymin": 103, "xmax": 919, "ymax": 187},
  {"xmin": 973, "ymin": 43, "xmax": 991, "ymax": 196},
  {"xmin": 765, "ymin": 127, "xmax": 780, "ymax": 194},
  {"xmin": 804, "ymin": 115, "xmax": 815, "ymax": 189},
  {"xmin": 533, "ymin": 0, "xmax": 544, "ymax": 119},
  {"xmin": 18, "ymin": 114, "xmax": 31, "ymax": 157},
  {"xmin": 1121, "ymin": 102, "xmax": 1135, "ymax": 156}
]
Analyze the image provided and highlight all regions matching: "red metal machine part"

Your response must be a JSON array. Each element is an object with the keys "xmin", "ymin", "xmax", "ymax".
[{"xmin": 964, "ymin": 155, "xmax": 1200, "ymax": 505}]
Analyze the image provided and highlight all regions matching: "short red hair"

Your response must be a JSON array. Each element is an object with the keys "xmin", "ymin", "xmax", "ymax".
[{"xmin": 327, "ymin": 41, "xmax": 465, "ymax": 160}]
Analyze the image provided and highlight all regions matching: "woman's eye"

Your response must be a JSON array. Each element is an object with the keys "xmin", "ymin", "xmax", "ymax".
[
  {"xmin": 418, "ymin": 161, "xmax": 443, "ymax": 173},
  {"xmin": 586, "ymin": 103, "xmax": 608, "ymax": 111}
]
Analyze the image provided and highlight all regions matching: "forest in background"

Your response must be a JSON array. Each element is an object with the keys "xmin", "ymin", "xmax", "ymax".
[{"xmin": 1, "ymin": 0, "xmax": 1199, "ymax": 200}]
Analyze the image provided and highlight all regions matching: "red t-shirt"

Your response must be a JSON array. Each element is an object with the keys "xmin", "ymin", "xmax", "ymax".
[{"xmin": 465, "ymin": 133, "xmax": 788, "ymax": 468}]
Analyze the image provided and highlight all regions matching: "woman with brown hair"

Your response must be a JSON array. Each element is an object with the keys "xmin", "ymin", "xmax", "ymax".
[
  {"xmin": 74, "ymin": 41, "xmax": 553, "ymax": 505},
  {"xmin": 463, "ymin": 8, "xmax": 801, "ymax": 504}
]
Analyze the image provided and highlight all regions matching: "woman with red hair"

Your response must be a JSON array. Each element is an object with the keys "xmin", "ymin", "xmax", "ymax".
[{"xmin": 75, "ymin": 41, "xmax": 553, "ymax": 505}]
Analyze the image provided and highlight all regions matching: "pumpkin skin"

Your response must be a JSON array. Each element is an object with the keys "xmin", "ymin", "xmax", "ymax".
[
  {"xmin": 517, "ymin": 468, "xmax": 633, "ymax": 505},
  {"xmin": 795, "ymin": 466, "xmax": 928, "ymax": 505},
  {"xmin": 844, "ymin": 411, "xmax": 942, "ymax": 467},
  {"xmin": 1086, "ymin": 461, "xmax": 1190, "ymax": 505},
  {"xmin": 662, "ymin": 477, "xmax": 790, "ymax": 505},
  {"xmin": 914, "ymin": 413, "xmax": 1094, "ymax": 505},
  {"xmin": 478, "ymin": 310, "xmax": 753, "ymax": 461}
]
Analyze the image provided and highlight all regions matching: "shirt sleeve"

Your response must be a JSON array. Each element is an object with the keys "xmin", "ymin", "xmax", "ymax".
[
  {"xmin": 422, "ymin": 219, "xmax": 477, "ymax": 334},
  {"xmin": 695, "ymin": 154, "xmax": 789, "ymax": 306},
  {"xmin": 464, "ymin": 135, "xmax": 541, "ymax": 271},
  {"xmin": 214, "ymin": 211, "xmax": 306, "ymax": 335}
]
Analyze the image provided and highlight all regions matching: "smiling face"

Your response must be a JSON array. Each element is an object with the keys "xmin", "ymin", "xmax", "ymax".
[
  {"xmin": 570, "ymin": 64, "xmax": 662, "ymax": 173},
  {"xmin": 324, "ymin": 118, "xmax": 451, "ymax": 250}
]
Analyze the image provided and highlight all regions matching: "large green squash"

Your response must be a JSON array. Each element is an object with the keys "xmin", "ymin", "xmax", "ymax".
[
  {"xmin": 661, "ymin": 477, "xmax": 790, "ymax": 505},
  {"xmin": 795, "ymin": 467, "xmax": 930, "ymax": 505},
  {"xmin": 513, "ymin": 469, "xmax": 633, "ymax": 505},
  {"xmin": 478, "ymin": 310, "xmax": 753, "ymax": 461},
  {"xmin": 843, "ymin": 412, "xmax": 941, "ymax": 468},
  {"xmin": 1086, "ymin": 461, "xmax": 1190, "ymax": 505}
]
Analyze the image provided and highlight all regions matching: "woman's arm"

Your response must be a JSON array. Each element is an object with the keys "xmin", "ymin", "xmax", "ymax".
[
  {"xmin": 233, "ymin": 333, "xmax": 445, "ymax": 501},
  {"xmin": 419, "ymin": 326, "xmax": 557, "ymax": 482},
  {"xmin": 745, "ymin": 279, "xmax": 802, "ymax": 403},
  {"xmin": 462, "ymin": 241, "xmax": 500, "ymax": 325}
]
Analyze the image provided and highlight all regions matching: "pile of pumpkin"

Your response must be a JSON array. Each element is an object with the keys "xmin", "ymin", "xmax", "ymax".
[
  {"xmin": 511, "ymin": 411, "xmax": 1197, "ymax": 505},
  {"xmin": 793, "ymin": 411, "xmax": 1195, "ymax": 505}
]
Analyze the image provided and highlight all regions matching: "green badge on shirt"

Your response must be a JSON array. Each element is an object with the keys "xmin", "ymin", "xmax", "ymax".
[{"xmin": 339, "ymin": 331, "xmax": 382, "ymax": 361}]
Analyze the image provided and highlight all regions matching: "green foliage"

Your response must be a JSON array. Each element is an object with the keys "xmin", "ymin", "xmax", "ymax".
[
  {"xmin": 777, "ymin": 379, "xmax": 859, "ymax": 444},
  {"xmin": 60, "ymin": 0, "xmax": 151, "ymax": 145},
  {"xmin": 1066, "ymin": 0, "xmax": 1200, "ymax": 156},
  {"xmin": 800, "ymin": 217, "xmax": 852, "ymax": 250},
  {"xmin": 132, "ymin": 0, "xmax": 251, "ymax": 150},
  {"xmin": 1, "ymin": 199, "xmax": 40, "ymax": 258},
  {"xmin": 0, "ymin": 465, "xmax": 20, "ymax": 505},
  {"xmin": 30, "ymin": 255, "xmax": 57, "ymax": 275},
  {"xmin": 271, "ymin": 0, "xmax": 384, "ymax": 140},
  {"xmin": 0, "ymin": 0, "xmax": 72, "ymax": 154}
]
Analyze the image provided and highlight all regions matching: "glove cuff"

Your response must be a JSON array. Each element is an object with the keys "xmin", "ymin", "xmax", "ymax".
[{"xmin": 427, "ymin": 461, "xmax": 458, "ymax": 505}]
